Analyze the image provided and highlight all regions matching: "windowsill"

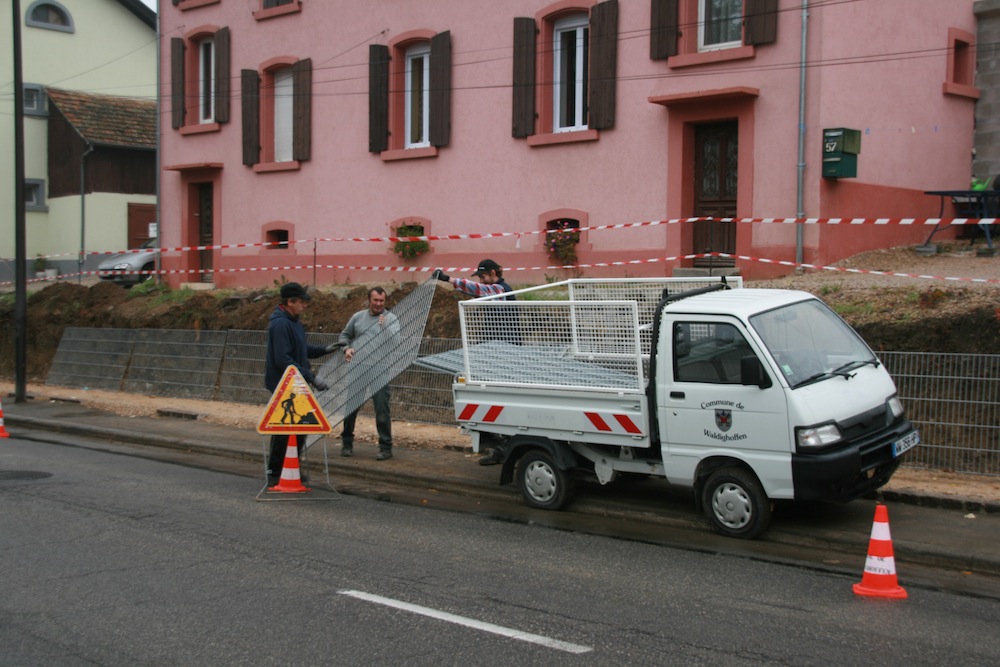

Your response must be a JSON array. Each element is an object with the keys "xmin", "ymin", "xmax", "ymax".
[
  {"xmin": 177, "ymin": 0, "xmax": 221, "ymax": 10},
  {"xmin": 380, "ymin": 146, "xmax": 438, "ymax": 161},
  {"xmin": 943, "ymin": 82, "xmax": 980, "ymax": 100},
  {"xmin": 179, "ymin": 122, "xmax": 221, "ymax": 135},
  {"xmin": 668, "ymin": 44, "xmax": 755, "ymax": 69},
  {"xmin": 253, "ymin": 2, "xmax": 302, "ymax": 21},
  {"xmin": 253, "ymin": 161, "xmax": 301, "ymax": 173},
  {"xmin": 527, "ymin": 129, "xmax": 599, "ymax": 147}
]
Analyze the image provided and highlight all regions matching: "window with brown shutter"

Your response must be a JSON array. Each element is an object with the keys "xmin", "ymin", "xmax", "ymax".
[
  {"xmin": 292, "ymin": 58, "xmax": 312, "ymax": 161},
  {"xmin": 744, "ymin": 0, "xmax": 778, "ymax": 46},
  {"xmin": 369, "ymin": 45, "xmax": 390, "ymax": 153},
  {"xmin": 588, "ymin": 0, "xmax": 618, "ymax": 131},
  {"xmin": 428, "ymin": 31, "xmax": 452, "ymax": 148},
  {"xmin": 649, "ymin": 0, "xmax": 679, "ymax": 60},
  {"xmin": 214, "ymin": 27, "xmax": 231, "ymax": 124},
  {"xmin": 241, "ymin": 69, "xmax": 260, "ymax": 166},
  {"xmin": 171, "ymin": 38, "xmax": 186, "ymax": 129},
  {"xmin": 512, "ymin": 17, "xmax": 537, "ymax": 138}
]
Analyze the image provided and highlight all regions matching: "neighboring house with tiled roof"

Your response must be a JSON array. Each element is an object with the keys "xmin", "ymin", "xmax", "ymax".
[{"xmin": 0, "ymin": 0, "xmax": 157, "ymax": 281}]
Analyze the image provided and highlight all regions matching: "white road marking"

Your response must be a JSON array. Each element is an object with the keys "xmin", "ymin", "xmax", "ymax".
[{"xmin": 338, "ymin": 589, "xmax": 593, "ymax": 654}]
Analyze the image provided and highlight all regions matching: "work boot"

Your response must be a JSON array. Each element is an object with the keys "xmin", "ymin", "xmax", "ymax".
[
  {"xmin": 376, "ymin": 449, "xmax": 393, "ymax": 461},
  {"xmin": 341, "ymin": 446, "xmax": 353, "ymax": 457}
]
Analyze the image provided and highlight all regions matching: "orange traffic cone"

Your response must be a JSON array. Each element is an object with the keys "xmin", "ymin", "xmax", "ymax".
[
  {"xmin": 268, "ymin": 435, "xmax": 310, "ymax": 493},
  {"xmin": 0, "ymin": 396, "xmax": 9, "ymax": 438},
  {"xmin": 853, "ymin": 504, "xmax": 907, "ymax": 599}
]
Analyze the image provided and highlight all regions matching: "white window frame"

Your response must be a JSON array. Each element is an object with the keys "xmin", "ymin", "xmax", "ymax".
[
  {"xmin": 198, "ymin": 38, "xmax": 216, "ymax": 123},
  {"xmin": 23, "ymin": 83, "xmax": 47, "ymax": 117},
  {"xmin": 273, "ymin": 68, "xmax": 294, "ymax": 162},
  {"xmin": 699, "ymin": 0, "xmax": 743, "ymax": 52},
  {"xmin": 404, "ymin": 43, "xmax": 431, "ymax": 148},
  {"xmin": 25, "ymin": 179, "xmax": 47, "ymax": 212},
  {"xmin": 553, "ymin": 14, "xmax": 589, "ymax": 133}
]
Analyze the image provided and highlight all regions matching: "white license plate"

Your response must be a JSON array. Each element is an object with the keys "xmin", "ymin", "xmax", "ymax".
[{"xmin": 892, "ymin": 430, "xmax": 920, "ymax": 458}]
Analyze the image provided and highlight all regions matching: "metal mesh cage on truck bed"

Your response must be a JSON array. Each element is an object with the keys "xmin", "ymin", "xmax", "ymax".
[{"xmin": 456, "ymin": 277, "xmax": 738, "ymax": 393}]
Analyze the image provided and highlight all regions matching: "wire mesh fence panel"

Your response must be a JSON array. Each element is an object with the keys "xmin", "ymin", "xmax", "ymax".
[
  {"xmin": 882, "ymin": 351, "xmax": 1000, "ymax": 475},
  {"xmin": 458, "ymin": 298, "xmax": 645, "ymax": 392},
  {"xmin": 123, "ymin": 330, "xmax": 230, "ymax": 399},
  {"xmin": 216, "ymin": 330, "xmax": 269, "ymax": 405},
  {"xmin": 566, "ymin": 277, "xmax": 742, "ymax": 356},
  {"xmin": 46, "ymin": 327, "xmax": 138, "ymax": 390},
  {"xmin": 382, "ymin": 337, "xmax": 464, "ymax": 424},
  {"xmin": 305, "ymin": 279, "xmax": 437, "ymax": 449}
]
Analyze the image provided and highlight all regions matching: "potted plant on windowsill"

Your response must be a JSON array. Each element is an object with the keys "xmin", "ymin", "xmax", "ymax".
[
  {"xmin": 545, "ymin": 220, "xmax": 581, "ymax": 267},
  {"xmin": 393, "ymin": 224, "xmax": 430, "ymax": 260}
]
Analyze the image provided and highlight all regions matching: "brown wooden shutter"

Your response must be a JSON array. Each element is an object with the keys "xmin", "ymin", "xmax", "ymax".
[
  {"xmin": 429, "ymin": 31, "xmax": 452, "ymax": 148},
  {"xmin": 292, "ymin": 58, "xmax": 312, "ymax": 161},
  {"xmin": 511, "ymin": 17, "xmax": 536, "ymax": 138},
  {"xmin": 369, "ymin": 44, "xmax": 390, "ymax": 153},
  {"xmin": 214, "ymin": 27, "xmax": 231, "ymax": 124},
  {"xmin": 241, "ymin": 69, "xmax": 260, "ymax": 166},
  {"xmin": 745, "ymin": 0, "xmax": 778, "ymax": 46},
  {"xmin": 170, "ymin": 37, "xmax": 185, "ymax": 129},
  {"xmin": 589, "ymin": 0, "xmax": 618, "ymax": 130},
  {"xmin": 650, "ymin": 0, "xmax": 679, "ymax": 60}
]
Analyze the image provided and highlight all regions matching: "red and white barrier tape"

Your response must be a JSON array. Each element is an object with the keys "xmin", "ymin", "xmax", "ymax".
[
  {"xmin": 21, "ymin": 216, "xmax": 997, "ymax": 262},
  {"xmin": 7, "ymin": 252, "xmax": 996, "ymax": 287}
]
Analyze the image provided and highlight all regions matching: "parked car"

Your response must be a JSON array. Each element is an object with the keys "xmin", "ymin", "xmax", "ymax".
[{"xmin": 97, "ymin": 238, "xmax": 159, "ymax": 287}]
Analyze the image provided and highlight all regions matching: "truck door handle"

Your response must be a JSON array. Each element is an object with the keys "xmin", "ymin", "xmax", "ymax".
[{"xmin": 670, "ymin": 391, "xmax": 685, "ymax": 399}]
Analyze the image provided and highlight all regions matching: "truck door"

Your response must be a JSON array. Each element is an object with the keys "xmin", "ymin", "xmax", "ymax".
[{"xmin": 658, "ymin": 319, "xmax": 792, "ymax": 496}]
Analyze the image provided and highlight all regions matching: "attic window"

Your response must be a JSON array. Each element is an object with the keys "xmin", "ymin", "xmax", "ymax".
[{"xmin": 26, "ymin": 1, "xmax": 74, "ymax": 33}]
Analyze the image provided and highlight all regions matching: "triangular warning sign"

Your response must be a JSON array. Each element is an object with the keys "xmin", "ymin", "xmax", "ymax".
[{"xmin": 257, "ymin": 366, "xmax": 332, "ymax": 434}]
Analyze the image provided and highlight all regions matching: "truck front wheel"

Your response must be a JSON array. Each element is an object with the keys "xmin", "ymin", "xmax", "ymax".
[
  {"xmin": 702, "ymin": 467, "xmax": 771, "ymax": 539},
  {"xmin": 517, "ymin": 449, "xmax": 574, "ymax": 510}
]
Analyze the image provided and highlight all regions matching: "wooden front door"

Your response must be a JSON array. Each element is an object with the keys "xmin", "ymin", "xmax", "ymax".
[
  {"xmin": 127, "ymin": 203, "xmax": 156, "ymax": 248},
  {"xmin": 693, "ymin": 122, "xmax": 738, "ymax": 268}
]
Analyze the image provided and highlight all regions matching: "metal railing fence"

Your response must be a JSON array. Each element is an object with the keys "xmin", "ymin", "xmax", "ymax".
[{"xmin": 46, "ymin": 329, "xmax": 1000, "ymax": 476}]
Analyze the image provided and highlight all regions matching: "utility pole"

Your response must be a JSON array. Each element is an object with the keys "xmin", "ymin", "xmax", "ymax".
[{"xmin": 12, "ymin": 0, "xmax": 28, "ymax": 403}]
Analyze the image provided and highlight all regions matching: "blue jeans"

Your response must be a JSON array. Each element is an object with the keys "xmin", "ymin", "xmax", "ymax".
[{"xmin": 341, "ymin": 384, "xmax": 392, "ymax": 450}]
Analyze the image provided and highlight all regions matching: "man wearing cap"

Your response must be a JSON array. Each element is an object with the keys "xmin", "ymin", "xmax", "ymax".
[
  {"xmin": 432, "ymin": 260, "xmax": 517, "ymax": 465},
  {"xmin": 433, "ymin": 258, "xmax": 513, "ymax": 300},
  {"xmin": 264, "ymin": 282, "xmax": 335, "ymax": 486}
]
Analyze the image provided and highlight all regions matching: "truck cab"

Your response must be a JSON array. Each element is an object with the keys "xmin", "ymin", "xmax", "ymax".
[{"xmin": 655, "ymin": 288, "xmax": 915, "ymax": 537}]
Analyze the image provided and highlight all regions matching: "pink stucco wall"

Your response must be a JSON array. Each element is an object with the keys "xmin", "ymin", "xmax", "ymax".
[{"xmin": 159, "ymin": 0, "xmax": 978, "ymax": 288}]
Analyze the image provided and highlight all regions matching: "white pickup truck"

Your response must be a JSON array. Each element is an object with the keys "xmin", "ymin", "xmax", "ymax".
[{"xmin": 433, "ymin": 277, "xmax": 917, "ymax": 539}]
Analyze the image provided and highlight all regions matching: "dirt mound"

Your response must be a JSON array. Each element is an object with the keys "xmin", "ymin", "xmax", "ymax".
[{"xmin": 2, "ymin": 245, "xmax": 998, "ymax": 381}]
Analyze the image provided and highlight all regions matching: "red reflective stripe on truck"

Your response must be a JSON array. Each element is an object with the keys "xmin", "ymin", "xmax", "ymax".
[
  {"xmin": 614, "ymin": 414, "xmax": 642, "ymax": 434},
  {"xmin": 585, "ymin": 412, "xmax": 611, "ymax": 431},
  {"xmin": 458, "ymin": 404, "xmax": 479, "ymax": 421},
  {"xmin": 483, "ymin": 405, "xmax": 504, "ymax": 422}
]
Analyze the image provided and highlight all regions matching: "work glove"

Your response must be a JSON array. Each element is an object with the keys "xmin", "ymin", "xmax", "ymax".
[
  {"xmin": 432, "ymin": 269, "xmax": 450, "ymax": 282},
  {"xmin": 324, "ymin": 342, "xmax": 343, "ymax": 354},
  {"xmin": 312, "ymin": 378, "xmax": 330, "ymax": 392}
]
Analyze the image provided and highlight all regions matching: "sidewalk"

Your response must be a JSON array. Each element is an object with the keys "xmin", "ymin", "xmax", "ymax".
[{"xmin": 4, "ymin": 392, "xmax": 1000, "ymax": 593}]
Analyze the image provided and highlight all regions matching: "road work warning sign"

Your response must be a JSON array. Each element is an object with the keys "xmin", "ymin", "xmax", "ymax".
[{"xmin": 257, "ymin": 366, "xmax": 332, "ymax": 435}]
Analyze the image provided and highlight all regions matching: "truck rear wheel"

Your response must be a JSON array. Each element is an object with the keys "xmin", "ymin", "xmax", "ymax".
[
  {"xmin": 702, "ymin": 467, "xmax": 771, "ymax": 539},
  {"xmin": 517, "ymin": 449, "xmax": 574, "ymax": 510}
]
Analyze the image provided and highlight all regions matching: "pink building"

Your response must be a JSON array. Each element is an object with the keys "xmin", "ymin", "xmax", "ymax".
[{"xmin": 159, "ymin": 0, "xmax": 978, "ymax": 288}]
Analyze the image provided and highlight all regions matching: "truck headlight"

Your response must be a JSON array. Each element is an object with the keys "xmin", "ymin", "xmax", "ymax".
[
  {"xmin": 887, "ymin": 396, "xmax": 904, "ymax": 421},
  {"xmin": 796, "ymin": 423, "xmax": 843, "ymax": 450}
]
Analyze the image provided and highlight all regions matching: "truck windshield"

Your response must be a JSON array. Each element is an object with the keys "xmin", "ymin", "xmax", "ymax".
[{"xmin": 750, "ymin": 298, "xmax": 877, "ymax": 389}]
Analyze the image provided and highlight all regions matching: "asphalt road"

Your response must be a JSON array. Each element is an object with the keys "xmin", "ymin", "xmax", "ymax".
[{"xmin": 3, "ymin": 435, "xmax": 1000, "ymax": 665}]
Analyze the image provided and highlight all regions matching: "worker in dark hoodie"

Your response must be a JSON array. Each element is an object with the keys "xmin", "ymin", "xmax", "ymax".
[{"xmin": 264, "ymin": 282, "xmax": 336, "ymax": 486}]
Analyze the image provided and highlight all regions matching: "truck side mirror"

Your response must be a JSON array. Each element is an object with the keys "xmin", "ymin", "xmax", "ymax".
[{"xmin": 741, "ymin": 356, "xmax": 772, "ymax": 389}]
